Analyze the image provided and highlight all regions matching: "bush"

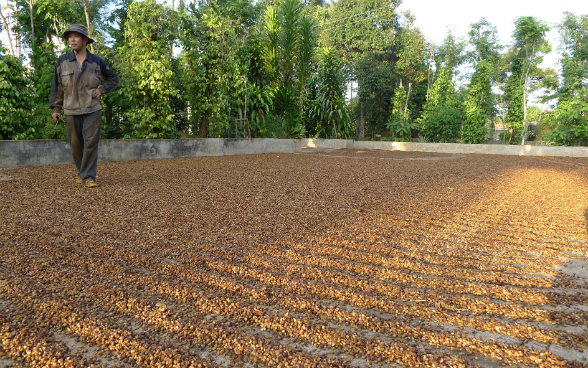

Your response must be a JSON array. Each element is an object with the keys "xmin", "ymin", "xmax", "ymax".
[{"xmin": 0, "ymin": 52, "xmax": 36, "ymax": 140}]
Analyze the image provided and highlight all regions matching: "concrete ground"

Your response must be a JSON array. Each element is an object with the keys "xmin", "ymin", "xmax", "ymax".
[{"xmin": 0, "ymin": 149, "xmax": 587, "ymax": 367}]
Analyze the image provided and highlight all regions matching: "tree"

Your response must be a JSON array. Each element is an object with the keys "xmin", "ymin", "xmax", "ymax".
[
  {"xmin": 354, "ymin": 52, "xmax": 394, "ymax": 138},
  {"xmin": 418, "ymin": 65, "xmax": 462, "ymax": 142},
  {"xmin": 117, "ymin": 0, "xmax": 177, "ymax": 138},
  {"xmin": 178, "ymin": 2, "xmax": 241, "ymax": 138},
  {"xmin": 462, "ymin": 60, "xmax": 492, "ymax": 143},
  {"xmin": 0, "ymin": 53, "xmax": 35, "ymax": 139},
  {"xmin": 547, "ymin": 12, "xmax": 588, "ymax": 145},
  {"xmin": 436, "ymin": 29, "xmax": 467, "ymax": 71},
  {"xmin": 511, "ymin": 16, "xmax": 550, "ymax": 144},
  {"xmin": 259, "ymin": 0, "xmax": 317, "ymax": 138},
  {"xmin": 386, "ymin": 81, "xmax": 414, "ymax": 141},
  {"xmin": 468, "ymin": 17, "xmax": 501, "ymax": 62},
  {"xmin": 503, "ymin": 55, "xmax": 524, "ymax": 143},
  {"xmin": 390, "ymin": 11, "xmax": 426, "ymax": 130},
  {"xmin": 323, "ymin": 0, "xmax": 400, "ymax": 139},
  {"xmin": 312, "ymin": 46, "xmax": 351, "ymax": 138},
  {"xmin": 461, "ymin": 19, "xmax": 500, "ymax": 143},
  {"xmin": 416, "ymin": 31, "xmax": 465, "ymax": 143}
]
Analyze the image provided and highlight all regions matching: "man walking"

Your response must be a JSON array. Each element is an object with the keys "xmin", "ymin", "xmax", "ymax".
[{"xmin": 49, "ymin": 24, "xmax": 119, "ymax": 188}]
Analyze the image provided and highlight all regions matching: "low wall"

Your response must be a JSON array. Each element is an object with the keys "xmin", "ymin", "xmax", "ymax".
[
  {"xmin": 0, "ymin": 139, "xmax": 306, "ymax": 169},
  {"xmin": 1, "ymin": 138, "xmax": 587, "ymax": 169},
  {"xmin": 351, "ymin": 141, "xmax": 588, "ymax": 157}
]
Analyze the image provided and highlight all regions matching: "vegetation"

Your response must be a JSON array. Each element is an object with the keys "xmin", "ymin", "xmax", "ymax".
[{"xmin": 0, "ymin": 0, "xmax": 586, "ymax": 145}]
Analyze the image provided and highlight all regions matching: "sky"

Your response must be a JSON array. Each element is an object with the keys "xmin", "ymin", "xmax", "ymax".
[{"xmin": 396, "ymin": 0, "xmax": 588, "ymax": 72}]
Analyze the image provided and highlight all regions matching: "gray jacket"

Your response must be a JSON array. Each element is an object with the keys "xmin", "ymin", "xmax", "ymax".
[{"xmin": 49, "ymin": 50, "xmax": 119, "ymax": 115}]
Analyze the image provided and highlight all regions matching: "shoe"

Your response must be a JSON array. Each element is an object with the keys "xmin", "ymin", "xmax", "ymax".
[
  {"xmin": 84, "ymin": 180, "xmax": 98, "ymax": 188},
  {"xmin": 76, "ymin": 177, "xmax": 83, "ymax": 184}
]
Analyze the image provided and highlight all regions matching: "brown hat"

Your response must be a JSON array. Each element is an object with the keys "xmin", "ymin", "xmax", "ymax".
[{"xmin": 62, "ymin": 24, "xmax": 95, "ymax": 45}]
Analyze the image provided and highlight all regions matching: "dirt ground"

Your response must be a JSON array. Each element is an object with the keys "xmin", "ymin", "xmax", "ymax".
[{"xmin": 1, "ymin": 149, "xmax": 587, "ymax": 368}]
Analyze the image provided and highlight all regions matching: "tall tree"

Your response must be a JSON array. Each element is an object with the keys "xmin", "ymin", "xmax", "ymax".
[
  {"xmin": 468, "ymin": 17, "xmax": 501, "ymax": 62},
  {"xmin": 547, "ymin": 12, "xmax": 588, "ymax": 145},
  {"xmin": 462, "ymin": 60, "xmax": 492, "ymax": 143},
  {"xmin": 392, "ymin": 11, "xmax": 426, "ymax": 123},
  {"xmin": 418, "ymin": 65, "xmax": 462, "ymax": 142},
  {"xmin": 179, "ymin": 2, "xmax": 241, "ymax": 138},
  {"xmin": 461, "ymin": 18, "xmax": 501, "ymax": 143},
  {"xmin": 323, "ymin": 0, "xmax": 400, "ymax": 139},
  {"xmin": 0, "ymin": 53, "xmax": 35, "ymax": 139},
  {"xmin": 387, "ymin": 80, "xmax": 414, "ymax": 141},
  {"xmin": 259, "ymin": 0, "xmax": 316, "ymax": 137},
  {"xmin": 117, "ymin": 0, "xmax": 177, "ymax": 138},
  {"xmin": 511, "ymin": 16, "xmax": 550, "ymax": 144},
  {"xmin": 312, "ymin": 46, "xmax": 350, "ymax": 138}
]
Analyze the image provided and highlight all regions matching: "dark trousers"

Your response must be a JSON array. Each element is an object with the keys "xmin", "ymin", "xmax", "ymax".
[{"xmin": 65, "ymin": 110, "xmax": 102, "ymax": 182}]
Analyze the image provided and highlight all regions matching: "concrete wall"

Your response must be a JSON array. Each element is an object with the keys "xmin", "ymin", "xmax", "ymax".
[
  {"xmin": 1, "ymin": 138, "xmax": 587, "ymax": 169},
  {"xmin": 0, "ymin": 139, "xmax": 308, "ymax": 169},
  {"xmin": 351, "ymin": 141, "xmax": 588, "ymax": 157}
]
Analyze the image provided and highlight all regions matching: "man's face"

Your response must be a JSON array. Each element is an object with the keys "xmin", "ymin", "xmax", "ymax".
[{"xmin": 68, "ymin": 32, "xmax": 88, "ymax": 52}]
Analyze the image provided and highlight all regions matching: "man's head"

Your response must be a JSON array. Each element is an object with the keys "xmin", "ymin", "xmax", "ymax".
[
  {"xmin": 62, "ymin": 24, "xmax": 95, "ymax": 52},
  {"xmin": 68, "ymin": 32, "xmax": 89, "ymax": 52}
]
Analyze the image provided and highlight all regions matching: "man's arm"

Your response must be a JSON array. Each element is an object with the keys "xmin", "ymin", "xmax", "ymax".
[{"xmin": 97, "ymin": 58, "xmax": 119, "ymax": 95}]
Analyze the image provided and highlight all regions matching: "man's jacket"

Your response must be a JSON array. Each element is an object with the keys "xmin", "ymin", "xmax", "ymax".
[{"xmin": 49, "ymin": 50, "xmax": 119, "ymax": 115}]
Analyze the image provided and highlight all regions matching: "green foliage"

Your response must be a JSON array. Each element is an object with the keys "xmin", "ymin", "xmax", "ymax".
[
  {"xmin": 298, "ymin": 16, "xmax": 316, "ymax": 88},
  {"xmin": 393, "ymin": 12, "xmax": 426, "ymax": 86},
  {"xmin": 547, "ymin": 89, "xmax": 588, "ymax": 146},
  {"xmin": 262, "ymin": 5, "xmax": 280, "ymax": 83},
  {"xmin": 462, "ymin": 60, "xmax": 492, "ymax": 143},
  {"xmin": 324, "ymin": 0, "xmax": 397, "ymax": 70},
  {"xmin": 546, "ymin": 13, "xmax": 588, "ymax": 146},
  {"xmin": 503, "ymin": 57, "xmax": 524, "ymax": 142},
  {"xmin": 513, "ymin": 16, "xmax": 550, "ymax": 50},
  {"xmin": 418, "ymin": 66, "xmax": 462, "ymax": 142},
  {"xmin": 355, "ymin": 52, "xmax": 394, "ymax": 134},
  {"xmin": 436, "ymin": 31, "xmax": 467, "ymax": 70},
  {"xmin": 386, "ymin": 82, "xmax": 414, "ymax": 141},
  {"xmin": 468, "ymin": 18, "xmax": 502, "ymax": 62},
  {"xmin": 11, "ymin": 0, "xmax": 584, "ymax": 146},
  {"xmin": 258, "ymin": 0, "xmax": 317, "ymax": 137},
  {"xmin": 117, "ymin": 0, "xmax": 177, "ymax": 138},
  {"xmin": 179, "ymin": 2, "xmax": 242, "ymax": 138},
  {"xmin": 244, "ymin": 83, "xmax": 271, "ymax": 136},
  {"xmin": 311, "ymin": 47, "xmax": 351, "ymax": 138},
  {"xmin": 0, "ymin": 53, "xmax": 35, "ymax": 140}
]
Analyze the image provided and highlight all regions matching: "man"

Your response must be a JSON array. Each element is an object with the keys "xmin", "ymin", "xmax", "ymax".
[{"xmin": 49, "ymin": 24, "xmax": 119, "ymax": 188}]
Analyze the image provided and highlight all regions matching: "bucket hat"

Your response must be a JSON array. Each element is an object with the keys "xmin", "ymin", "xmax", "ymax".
[{"xmin": 62, "ymin": 24, "xmax": 95, "ymax": 45}]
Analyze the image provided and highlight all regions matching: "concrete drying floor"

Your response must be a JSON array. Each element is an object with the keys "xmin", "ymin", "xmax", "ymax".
[{"xmin": 1, "ymin": 149, "xmax": 587, "ymax": 368}]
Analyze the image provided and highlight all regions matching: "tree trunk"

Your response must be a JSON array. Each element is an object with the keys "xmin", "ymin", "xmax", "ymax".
[
  {"xmin": 0, "ymin": 7, "xmax": 15, "ymax": 55},
  {"xmin": 244, "ymin": 92, "xmax": 250, "ymax": 138},
  {"xmin": 426, "ymin": 45, "xmax": 435, "ymax": 100},
  {"xmin": 27, "ymin": 0, "xmax": 34, "ymax": 47},
  {"xmin": 237, "ymin": 108, "xmax": 242, "ymax": 138},
  {"xmin": 357, "ymin": 100, "xmax": 365, "ymax": 140},
  {"xmin": 170, "ymin": 0, "xmax": 174, "ymax": 57},
  {"xmin": 521, "ymin": 81, "xmax": 528, "ymax": 145},
  {"xmin": 404, "ymin": 82, "xmax": 412, "ymax": 117},
  {"xmin": 521, "ymin": 42, "xmax": 534, "ymax": 146},
  {"xmin": 82, "ymin": 0, "xmax": 94, "ymax": 53},
  {"xmin": 200, "ymin": 119, "xmax": 208, "ymax": 138}
]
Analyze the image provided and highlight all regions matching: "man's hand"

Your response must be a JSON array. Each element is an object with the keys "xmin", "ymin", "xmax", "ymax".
[
  {"xmin": 93, "ymin": 89, "xmax": 102, "ymax": 98},
  {"xmin": 52, "ymin": 112, "xmax": 61, "ymax": 123}
]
